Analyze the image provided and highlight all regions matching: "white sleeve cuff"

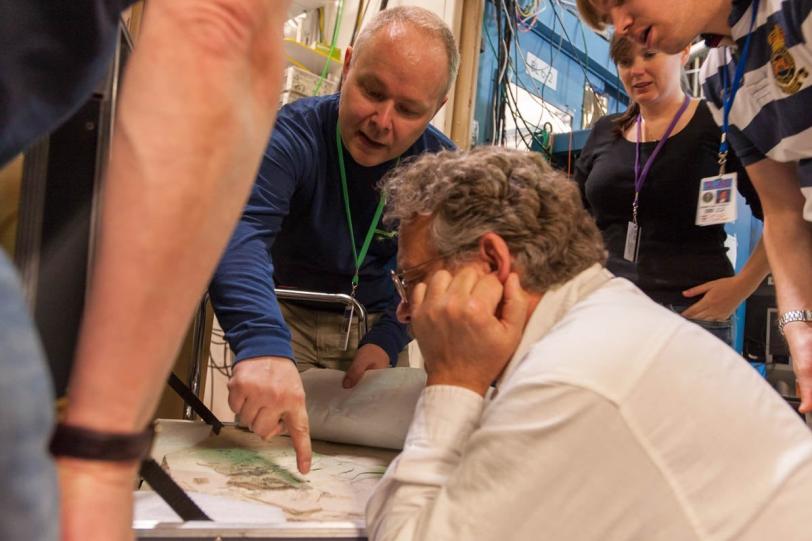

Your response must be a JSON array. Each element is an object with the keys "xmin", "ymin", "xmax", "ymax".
[{"xmin": 404, "ymin": 385, "xmax": 485, "ymax": 451}]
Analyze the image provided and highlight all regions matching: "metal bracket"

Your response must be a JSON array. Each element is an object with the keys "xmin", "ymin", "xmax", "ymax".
[{"xmin": 274, "ymin": 288, "xmax": 369, "ymax": 337}]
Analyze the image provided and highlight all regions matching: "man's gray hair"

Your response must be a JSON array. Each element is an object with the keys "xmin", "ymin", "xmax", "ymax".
[
  {"xmin": 352, "ymin": 6, "xmax": 460, "ymax": 95},
  {"xmin": 382, "ymin": 146, "xmax": 607, "ymax": 293}
]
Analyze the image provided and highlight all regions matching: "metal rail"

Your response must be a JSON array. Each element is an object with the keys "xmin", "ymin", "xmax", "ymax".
[
  {"xmin": 185, "ymin": 294, "xmax": 210, "ymax": 420},
  {"xmin": 274, "ymin": 288, "xmax": 369, "ymax": 337},
  {"xmin": 185, "ymin": 289, "xmax": 369, "ymax": 411}
]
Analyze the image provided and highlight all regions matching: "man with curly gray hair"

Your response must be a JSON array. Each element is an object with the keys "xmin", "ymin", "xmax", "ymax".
[
  {"xmin": 383, "ymin": 146, "xmax": 606, "ymax": 295},
  {"xmin": 366, "ymin": 146, "xmax": 812, "ymax": 541}
]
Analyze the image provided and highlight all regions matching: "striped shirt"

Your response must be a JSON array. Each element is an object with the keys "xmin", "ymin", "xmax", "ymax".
[{"xmin": 700, "ymin": 0, "xmax": 812, "ymax": 220}]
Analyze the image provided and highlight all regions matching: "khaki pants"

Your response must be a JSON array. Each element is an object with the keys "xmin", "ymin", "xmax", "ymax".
[{"xmin": 279, "ymin": 301, "xmax": 408, "ymax": 372}]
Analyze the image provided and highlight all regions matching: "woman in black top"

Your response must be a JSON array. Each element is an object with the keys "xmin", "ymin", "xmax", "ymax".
[{"xmin": 575, "ymin": 36, "xmax": 769, "ymax": 346}]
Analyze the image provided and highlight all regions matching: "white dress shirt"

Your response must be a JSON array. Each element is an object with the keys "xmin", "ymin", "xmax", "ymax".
[{"xmin": 366, "ymin": 264, "xmax": 812, "ymax": 540}]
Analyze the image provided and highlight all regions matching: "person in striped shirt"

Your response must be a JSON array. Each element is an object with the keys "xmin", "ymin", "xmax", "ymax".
[{"xmin": 577, "ymin": 0, "xmax": 812, "ymax": 417}]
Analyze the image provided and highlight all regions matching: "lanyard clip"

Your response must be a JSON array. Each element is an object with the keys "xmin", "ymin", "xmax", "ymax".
[
  {"xmin": 350, "ymin": 281, "xmax": 358, "ymax": 299},
  {"xmin": 717, "ymin": 152, "xmax": 728, "ymax": 176},
  {"xmin": 718, "ymin": 145, "xmax": 728, "ymax": 176},
  {"xmin": 632, "ymin": 192, "xmax": 640, "ymax": 225},
  {"xmin": 717, "ymin": 132, "xmax": 729, "ymax": 176}
]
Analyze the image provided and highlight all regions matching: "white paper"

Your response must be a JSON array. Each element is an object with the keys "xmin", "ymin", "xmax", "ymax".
[
  {"xmin": 133, "ymin": 491, "xmax": 285, "ymax": 523},
  {"xmin": 301, "ymin": 367, "xmax": 427, "ymax": 450}
]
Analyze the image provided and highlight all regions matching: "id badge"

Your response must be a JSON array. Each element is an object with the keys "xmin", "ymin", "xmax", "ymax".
[
  {"xmin": 341, "ymin": 303, "xmax": 355, "ymax": 351},
  {"xmin": 696, "ymin": 172, "xmax": 737, "ymax": 226},
  {"xmin": 624, "ymin": 221, "xmax": 641, "ymax": 262}
]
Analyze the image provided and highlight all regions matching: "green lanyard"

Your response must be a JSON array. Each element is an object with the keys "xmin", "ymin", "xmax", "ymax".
[{"xmin": 335, "ymin": 122, "xmax": 394, "ymax": 294}]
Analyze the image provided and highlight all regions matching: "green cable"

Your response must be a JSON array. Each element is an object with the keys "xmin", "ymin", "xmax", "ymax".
[{"xmin": 313, "ymin": 0, "xmax": 345, "ymax": 96}]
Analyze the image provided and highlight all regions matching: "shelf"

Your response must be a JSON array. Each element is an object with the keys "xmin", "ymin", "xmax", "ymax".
[
  {"xmin": 288, "ymin": 0, "xmax": 332, "ymax": 21},
  {"xmin": 284, "ymin": 38, "xmax": 343, "ymax": 78}
]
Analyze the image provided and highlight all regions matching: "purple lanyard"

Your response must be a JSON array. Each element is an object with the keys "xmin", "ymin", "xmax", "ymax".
[{"xmin": 632, "ymin": 95, "xmax": 691, "ymax": 223}]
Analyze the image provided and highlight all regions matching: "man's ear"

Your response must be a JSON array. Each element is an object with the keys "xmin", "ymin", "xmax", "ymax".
[
  {"xmin": 342, "ymin": 46, "xmax": 353, "ymax": 84},
  {"xmin": 478, "ymin": 232, "xmax": 512, "ymax": 283}
]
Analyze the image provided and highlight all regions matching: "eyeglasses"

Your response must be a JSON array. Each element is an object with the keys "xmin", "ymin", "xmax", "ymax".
[{"xmin": 389, "ymin": 254, "xmax": 450, "ymax": 305}]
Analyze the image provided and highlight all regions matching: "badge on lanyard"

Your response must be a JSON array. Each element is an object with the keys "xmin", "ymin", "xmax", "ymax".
[
  {"xmin": 696, "ymin": 172, "xmax": 738, "ymax": 225},
  {"xmin": 336, "ymin": 122, "xmax": 395, "ymax": 350},
  {"xmin": 699, "ymin": 0, "xmax": 759, "ymax": 227},
  {"xmin": 625, "ymin": 95, "xmax": 692, "ymax": 262},
  {"xmin": 624, "ymin": 221, "xmax": 642, "ymax": 262}
]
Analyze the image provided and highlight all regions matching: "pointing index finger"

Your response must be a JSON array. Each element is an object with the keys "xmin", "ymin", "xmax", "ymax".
[{"xmin": 285, "ymin": 406, "xmax": 312, "ymax": 474}]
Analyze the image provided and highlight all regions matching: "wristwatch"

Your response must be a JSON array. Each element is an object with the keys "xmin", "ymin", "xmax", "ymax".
[
  {"xmin": 778, "ymin": 310, "xmax": 812, "ymax": 335},
  {"xmin": 50, "ymin": 422, "xmax": 156, "ymax": 462}
]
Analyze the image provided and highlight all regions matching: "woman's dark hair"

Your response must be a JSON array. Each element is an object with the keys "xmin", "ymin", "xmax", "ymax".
[{"xmin": 610, "ymin": 35, "xmax": 640, "ymax": 138}]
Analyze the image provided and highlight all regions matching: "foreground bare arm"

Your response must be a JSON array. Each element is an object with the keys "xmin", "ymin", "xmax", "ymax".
[
  {"xmin": 745, "ymin": 158, "xmax": 812, "ymax": 413},
  {"xmin": 58, "ymin": 1, "xmax": 290, "ymax": 539}
]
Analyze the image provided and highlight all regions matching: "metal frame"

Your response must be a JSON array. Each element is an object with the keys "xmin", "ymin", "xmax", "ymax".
[
  {"xmin": 274, "ymin": 288, "xmax": 369, "ymax": 337},
  {"xmin": 135, "ymin": 522, "xmax": 367, "ymax": 540},
  {"xmin": 185, "ymin": 294, "xmax": 211, "ymax": 420},
  {"xmin": 13, "ymin": 25, "xmax": 128, "ymax": 394},
  {"xmin": 185, "ymin": 289, "xmax": 369, "ymax": 414}
]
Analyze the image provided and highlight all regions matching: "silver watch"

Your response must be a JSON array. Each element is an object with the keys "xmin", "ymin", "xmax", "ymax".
[{"xmin": 778, "ymin": 310, "xmax": 812, "ymax": 335}]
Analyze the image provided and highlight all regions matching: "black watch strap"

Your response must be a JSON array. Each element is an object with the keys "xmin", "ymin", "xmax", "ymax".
[{"xmin": 50, "ymin": 422, "xmax": 155, "ymax": 462}]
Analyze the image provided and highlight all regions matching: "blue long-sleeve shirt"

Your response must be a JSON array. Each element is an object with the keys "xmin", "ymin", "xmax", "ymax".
[
  {"xmin": 0, "ymin": 0, "xmax": 135, "ymax": 165},
  {"xmin": 210, "ymin": 94, "xmax": 455, "ymax": 365}
]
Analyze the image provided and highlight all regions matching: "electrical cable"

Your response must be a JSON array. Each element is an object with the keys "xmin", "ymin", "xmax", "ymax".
[
  {"xmin": 503, "ymin": 82, "xmax": 534, "ymax": 148},
  {"xmin": 506, "ymin": 83, "xmax": 555, "ymax": 156},
  {"xmin": 503, "ymin": 27, "xmax": 555, "ymax": 153},
  {"xmin": 483, "ymin": 4, "xmax": 558, "ymax": 152},
  {"xmin": 510, "ymin": 0, "xmax": 586, "ymax": 126},
  {"xmin": 487, "ymin": 0, "xmax": 568, "ymax": 147},
  {"xmin": 506, "ymin": 0, "xmax": 569, "ymax": 129},
  {"xmin": 350, "ymin": 0, "xmax": 366, "ymax": 46},
  {"xmin": 486, "ymin": 0, "xmax": 617, "ymax": 147},
  {"xmin": 507, "ymin": 3, "xmax": 547, "ymax": 149},
  {"xmin": 485, "ymin": 24, "xmax": 524, "ymax": 144},
  {"xmin": 515, "ymin": 0, "xmax": 544, "ymax": 32},
  {"xmin": 506, "ymin": 87, "xmax": 551, "ymax": 153},
  {"xmin": 547, "ymin": 0, "xmax": 606, "ymax": 114},
  {"xmin": 493, "ymin": 0, "xmax": 503, "ymax": 143},
  {"xmin": 313, "ymin": 0, "xmax": 345, "ymax": 96},
  {"xmin": 497, "ymin": 0, "xmax": 514, "ymax": 145},
  {"xmin": 208, "ymin": 326, "xmax": 232, "ymax": 379},
  {"xmin": 495, "ymin": 0, "xmax": 514, "ymax": 144},
  {"xmin": 491, "ymin": 0, "xmax": 505, "ymax": 143},
  {"xmin": 509, "ymin": 9, "xmax": 567, "ymax": 141},
  {"xmin": 514, "ymin": 0, "xmax": 604, "ymax": 127}
]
